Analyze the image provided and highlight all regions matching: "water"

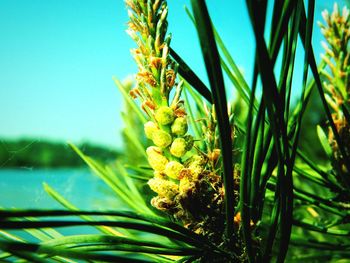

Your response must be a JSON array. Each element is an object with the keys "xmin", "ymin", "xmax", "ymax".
[
  {"xmin": 0, "ymin": 169, "xmax": 169, "ymax": 260},
  {"xmin": 0, "ymin": 168, "xmax": 122, "ymax": 210},
  {"xmin": 0, "ymin": 168, "xmax": 129, "ymax": 246}
]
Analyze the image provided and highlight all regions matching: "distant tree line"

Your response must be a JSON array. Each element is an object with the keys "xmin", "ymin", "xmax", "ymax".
[{"xmin": 0, "ymin": 139, "xmax": 120, "ymax": 168}]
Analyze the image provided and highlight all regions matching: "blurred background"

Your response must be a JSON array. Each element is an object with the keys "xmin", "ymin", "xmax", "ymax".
[{"xmin": 0, "ymin": 0, "xmax": 346, "ymax": 208}]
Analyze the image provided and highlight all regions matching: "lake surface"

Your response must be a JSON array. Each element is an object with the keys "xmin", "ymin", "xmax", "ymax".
[
  {"xmin": 0, "ymin": 168, "xmax": 123, "ymax": 210},
  {"xmin": 0, "ymin": 168, "xmax": 131, "ymax": 242}
]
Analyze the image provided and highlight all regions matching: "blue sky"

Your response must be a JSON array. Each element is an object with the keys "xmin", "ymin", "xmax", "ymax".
[{"xmin": 0, "ymin": 0, "xmax": 345, "ymax": 149}]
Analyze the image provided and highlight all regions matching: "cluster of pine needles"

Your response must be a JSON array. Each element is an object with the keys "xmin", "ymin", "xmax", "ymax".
[{"xmin": 0, "ymin": 0, "xmax": 350, "ymax": 262}]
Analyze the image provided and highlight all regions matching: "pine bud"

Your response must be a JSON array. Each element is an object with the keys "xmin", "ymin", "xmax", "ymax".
[
  {"xmin": 146, "ymin": 146, "xmax": 168, "ymax": 171},
  {"xmin": 153, "ymin": 171, "xmax": 166, "ymax": 179},
  {"xmin": 144, "ymin": 121, "xmax": 158, "ymax": 139},
  {"xmin": 164, "ymin": 161, "xmax": 184, "ymax": 179},
  {"xmin": 170, "ymin": 138, "xmax": 187, "ymax": 157},
  {"xmin": 179, "ymin": 177, "xmax": 195, "ymax": 196},
  {"xmin": 151, "ymin": 196, "xmax": 175, "ymax": 211},
  {"xmin": 146, "ymin": 146, "xmax": 162, "ymax": 156},
  {"xmin": 152, "ymin": 130, "xmax": 172, "ymax": 148},
  {"xmin": 148, "ymin": 177, "xmax": 179, "ymax": 199},
  {"xmin": 171, "ymin": 117, "xmax": 188, "ymax": 136},
  {"xmin": 187, "ymin": 155, "xmax": 205, "ymax": 177},
  {"xmin": 209, "ymin": 148, "xmax": 221, "ymax": 163},
  {"xmin": 155, "ymin": 106, "xmax": 175, "ymax": 125}
]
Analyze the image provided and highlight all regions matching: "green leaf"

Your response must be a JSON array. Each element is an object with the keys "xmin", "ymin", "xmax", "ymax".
[
  {"xmin": 298, "ymin": 3, "xmax": 350, "ymax": 185},
  {"xmin": 0, "ymin": 240, "xmax": 154, "ymax": 263},
  {"xmin": 190, "ymin": 0, "xmax": 235, "ymax": 242},
  {"xmin": 113, "ymin": 76, "xmax": 147, "ymax": 124},
  {"xmin": 170, "ymin": 48, "xmax": 212, "ymax": 104},
  {"xmin": 40, "ymin": 234, "xmax": 201, "ymax": 256},
  {"xmin": 68, "ymin": 143, "xmax": 150, "ymax": 214},
  {"xmin": 245, "ymin": 0, "xmax": 303, "ymax": 261},
  {"xmin": 43, "ymin": 183, "xmax": 127, "ymax": 237},
  {"xmin": 316, "ymin": 125, "xmax": 333, "ymax": 158},
  {"xmin": 183, "ymin": 5, "xmax": 257, "ymax": 111},
  {"xmin": 0, "ymin": 209, "xmax": 221, "ymax": 253}
]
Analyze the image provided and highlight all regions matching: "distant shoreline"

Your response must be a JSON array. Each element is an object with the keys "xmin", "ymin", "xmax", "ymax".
[{"xmin": 0, "ymin": 139, "xmax": 120, "ymax": 168}]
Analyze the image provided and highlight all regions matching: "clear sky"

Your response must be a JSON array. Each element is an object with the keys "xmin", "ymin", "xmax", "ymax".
[{"xmin": 0, "ymin": 0, "xmax": 345, "ymax": 149}]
